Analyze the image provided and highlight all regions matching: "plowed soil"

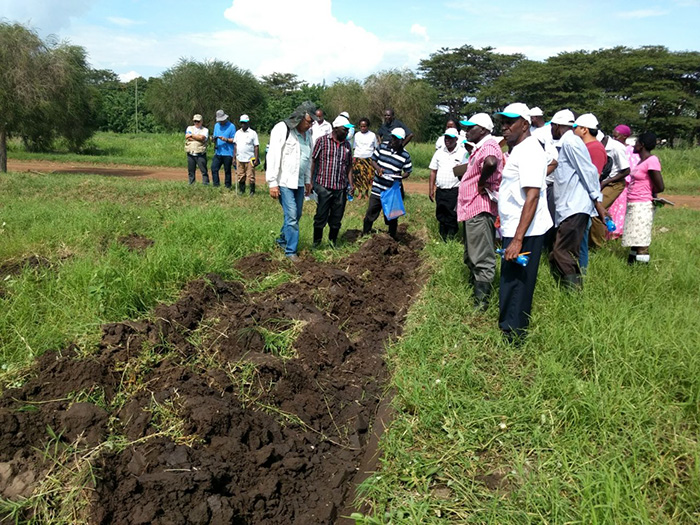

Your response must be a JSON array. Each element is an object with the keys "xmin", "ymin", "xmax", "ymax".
[{"xmin": 0, "ymin": 231, "xmax": 425, "ymax": 524}]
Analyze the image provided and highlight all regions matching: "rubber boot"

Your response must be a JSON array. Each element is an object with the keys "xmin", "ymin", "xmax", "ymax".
[
  {"xmin": 362, "ymin": 219, "xmax": 373, "ymax": 236},
  {"xmin": 627, "ymin": 249, "xmax": 638, "ymax": 265},
  {"xmin": 313, "ymin": 227, "xmax": 323, "ymax": 248},
  {"xmin": 328, "ymin": 227, "xmax": 340, "ymax": 247},
  {"xmin": 635, "ymin": 253, "xmax": 650, "ymax": 264},
  {"xmin": 562, "ymin": 274, "xmax": 582, "ymax": 291},
  {"xmin": 249, "ymin": 183, "xmax": 255, "ymax": 196},
  {"xmin": 438, "ymin": 223, "xmax": 447, "ymax": 242},
  {"xmin": 238, "ymin": 181, "xmax": 245, "ymax": 195},
  {"xmin": 388, "ymin": 221, "xmax": 398, "ymax": 240},
  {"xmin": 473, "ymin": 281, "xmax": 491, "ymax": 311}
]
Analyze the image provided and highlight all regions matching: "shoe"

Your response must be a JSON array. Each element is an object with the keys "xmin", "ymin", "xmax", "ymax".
[
  {"xmin": 238, "ymin": 181, "xmax": 245, "ymax": 194},
  {"xmin": 328, "ymin": 228, "xmax": 340, "ymax": 247},
  {"xmin": 249, "ymin": 183, "xmax": 255, "ymax": 196},
  {"xmin": 473, "ymin": 281, "xmax": 491, "ymax": 311},
  {"xmin": 286, "ymin": 254, "xmax": 300, "ymax": 262},
  {"xmin": 562, "ymin": 274, "xmax": 582, "ymax": 291},
  {"xmin": 313, "ymin": 227, "xmax": 323, "ymax": 248}
]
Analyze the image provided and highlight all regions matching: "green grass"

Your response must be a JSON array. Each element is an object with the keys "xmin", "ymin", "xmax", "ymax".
[
  {"xmin": 9, "ymin": 132, "xmax": 698, "ymax": 193},
  {"xmin": 1, "ymin": 170, "xmax": 700, "ymax": 523}
]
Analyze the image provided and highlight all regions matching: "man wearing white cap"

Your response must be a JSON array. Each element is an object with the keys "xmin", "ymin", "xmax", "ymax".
[
  {"xmin": 211, "ymin": 109, "xmax": 236, "ymax": 189},
  {"xmin": 428, "ymin": 128, "xmax": 466, "ymax": 242},
  {"xmin": 529, "ymin": 107, "xmax": 545, "ymax": 133},
  {"xmin": 310, "ymin": 115, "xmax": 355, "ymax": 247},
  {"xmin": 494, "ymin": 103, "xmax": 552, "ymax": 343},
  {"xmin": 185, "ymin": 114, "xmax": 209, "ymax": 185},
  {"xmin": 363, "ymin": 127, "xmax": 412, "ymax": 240},
  {"xmin": 456, "ymin": 113, "xmax": 503, "ymax": 309},
  {"xmin": 233, "ymin": 114, "xmax": 260, "ymax": 195},
  {"xmin": 549, "ymin": 110, "xmax": 608, "ymax": 289}
]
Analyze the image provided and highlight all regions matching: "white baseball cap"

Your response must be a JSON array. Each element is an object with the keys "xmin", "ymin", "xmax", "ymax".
[
  {"xmin": 530, "ymin": 107, "xmax": 544, "ymax": 117},
  {"xmin": 460, "ymin": 113, "xmax": 494, "ymax": 132},
  {"xmin": 391, "ymin": 127, "xmax": 406, "ymax": 140},
  {"xmin": 332, "ymin": 115, "xmax": 354, "ymax": 128},
  {"xmin": 574, "ymin": 113, "xmax": 599, "ymax": 130},
  {"xmin": 444, "ymin": 128, "xmax": 460, "ymax": 138},
  {"xmin": 239, "ymin": 114, "xmax": 250, "ymax": 122},
  {"xmin": 495, "ymin": 103, "xmax": 531, "ymax": 124},
  {"xmin": 551, "ymin": 109, "xmax": 576, "ymax": 126}
]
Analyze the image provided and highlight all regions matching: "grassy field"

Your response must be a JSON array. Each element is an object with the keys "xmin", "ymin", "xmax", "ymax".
[
  {"xmin": 1, "ymin": 171, "xmax": 700, "ymax": 523},
  {"xmin": 8, "ymin": 132, "xmax": 699, "ymax": 193}
]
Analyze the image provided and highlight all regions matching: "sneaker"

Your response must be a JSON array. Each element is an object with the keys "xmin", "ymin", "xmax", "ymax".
[{"xmin": 286, "ymin": 254, "xmax": 301, "ymax": 262}]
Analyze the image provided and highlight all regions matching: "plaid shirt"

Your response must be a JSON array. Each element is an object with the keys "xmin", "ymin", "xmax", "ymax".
[{"xmin": 312, "ymin": 134, "xmax": 353, "ymax": 190}]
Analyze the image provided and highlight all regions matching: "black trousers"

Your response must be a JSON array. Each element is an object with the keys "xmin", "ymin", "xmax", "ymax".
[
  {"xmin": 363, "ymin": 193, "xmax": 398, "ymax": 238},
  {"xmin": 543, "ymin": 183, "xmax": 556, "ymax": 252},
  {"xmin": 187, "ymin": 154, "xmax": 208, "ymax": 184},
  {"xmin": 549, "ymin": 213, "xmax": 589, "ymax": 279},
  {"xmin": 211, "ymin": 155, "xmax": 234, "ymax": 188},
  {"xmin": 435, "ymin": 187, "xmax": 459, "ymax": 240},
  {"xmin": 313, "ymin": 183, "xmax": 347, "ymax": 231},
  {"xmin": 499, "ymin": 234, "xmax": 545, "ymax": 338}
]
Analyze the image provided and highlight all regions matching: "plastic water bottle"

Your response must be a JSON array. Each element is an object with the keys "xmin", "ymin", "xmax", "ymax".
[
  {"xmin": 605, "ymin": 217, "xmax": 616, "ymax": 232},
  {"xmin": 347, "ymin": 185, "xmax": 354, "ymax": 201},
  {"xmin": 496, "ymin": 249, "xmax": 529, "ymax": 267}
]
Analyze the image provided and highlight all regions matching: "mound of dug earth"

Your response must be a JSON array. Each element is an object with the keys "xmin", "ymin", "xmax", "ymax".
[{"xmin": 0, "ymin": 232, "xmax": 425, "ymax": 524}]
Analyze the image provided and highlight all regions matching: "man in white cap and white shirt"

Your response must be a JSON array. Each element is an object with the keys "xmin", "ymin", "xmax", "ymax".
[
  {"xmin": 428, "ymin": 128, "xmax": 466, "ymax": 242},
  {"xmin": 310, "ymin": 114, "xmax": 355, "ymax": 247},
  {"xmin": 549, "ymin": 109, "xmax": 608, "ymax": 289},
  {"xmin": 233, "ymin": 114, "xmax": 260, "ymax": 195},
  {"xmin": 493, "ymin": 103, "xmax": 552, "ymax": 344},
  {"xmin": 529, "ymin": 107, "xmax": 545, "ymax": 133},
  {"xmin": 362, "ymin": 127, "xmax": 412, "ymax": 240},
  {"xmin": 456, "ymin": 113, "xmax": 504, "ymax": 310}
]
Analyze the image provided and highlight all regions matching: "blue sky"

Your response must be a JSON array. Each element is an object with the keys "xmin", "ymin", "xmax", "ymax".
[{"xmin": 2, "ymin": 0, "xmax": 698, "ymax": 83}]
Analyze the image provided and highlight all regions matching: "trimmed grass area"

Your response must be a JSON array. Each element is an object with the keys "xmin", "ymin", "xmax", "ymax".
[{"xmin": 1, "ymin": 172, "xmax": 699, "ymax": 523}]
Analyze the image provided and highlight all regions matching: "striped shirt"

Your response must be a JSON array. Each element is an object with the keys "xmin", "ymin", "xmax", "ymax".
[
  {"xmin": 370, "ymin": 141, "xmax": 412, "ymax": 196},
  {"xmin": 457, "ymin": 136, "xmax": 503, "ymax": 222},
  {"xmin": 312, "ymin": 134, "xmax": 353, "ymax": 190}
]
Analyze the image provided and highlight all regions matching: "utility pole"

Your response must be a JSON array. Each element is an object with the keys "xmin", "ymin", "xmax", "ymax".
[{"xmin": 135, "ymin": 78, "xmax": 139, "ymax": 134}]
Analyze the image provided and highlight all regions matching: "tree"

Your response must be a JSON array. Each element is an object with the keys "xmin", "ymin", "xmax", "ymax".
[
  {"xmin": 145, "ymin": 59, "xmax": 265, "ymax": 131},
  {"xmin": 320, "ymin": 78, "xmax": 370, "ymax": 125},
  {"xmin": 256, "ymin": 75, "xmax": 325, "ymax": 134},
  {"xmin": 0, "ymin": 22, "xmax": 98, "ymax": 171}
]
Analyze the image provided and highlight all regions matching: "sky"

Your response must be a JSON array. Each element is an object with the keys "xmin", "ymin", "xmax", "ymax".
[{"xmin": 1, "ymin": 0, "xmax": 698, "ymax": 83}]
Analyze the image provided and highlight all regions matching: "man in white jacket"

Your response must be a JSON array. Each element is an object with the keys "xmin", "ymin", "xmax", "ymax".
[{"xmin": 265, "ymin": 101, "xmax": 319, "ymax": 261}]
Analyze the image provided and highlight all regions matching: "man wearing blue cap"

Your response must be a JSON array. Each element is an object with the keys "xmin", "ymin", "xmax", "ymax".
[
  {"xmin": 310, "ymin": 114, "xmax": 355, "ymax": 247},
  {"xmin": 494, "ymin": 103, "xmax": 553, "ymax": 344}
]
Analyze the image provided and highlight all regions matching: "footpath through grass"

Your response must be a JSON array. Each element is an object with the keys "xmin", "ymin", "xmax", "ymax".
[
  {"xmin": 1, "ymin": 172, "xmax": 699, "ymax": 523},
  {"xmin": 8, "ymin": 132, "xmax": 699, "ymax": 194}
]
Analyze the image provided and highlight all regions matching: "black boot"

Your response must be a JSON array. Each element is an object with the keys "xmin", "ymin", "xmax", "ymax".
[
  {"xmin": 249, "ymin": 183, "xmax": 255, "ymax": 196},
  {"xmin": 388, "ymin": 221, "xmax": 398, "ymax": 240},
  {"xmin": 362, "ymin": 219, "xmax": 373, "ymax": 236},
  {"xmin": 562, "ymin": 274, "xmax": 582, "ymax": 291},
  {"xmin": 627, "ymin": 250, "xmax": 638, "ymax": 265},
  {"xmin": 473, "ymin": 281, "xmax": 491, "ymax": 311},
  {"xmin": 438, "ymin": 223, "xmax": 447, "ymax": 242},
  {"xmin": 238, "ymin": 181, "xmax": 245, "ymax": 195},
  {"xmin": 329, "ymin": 227, "xmax": 340, "ymax": 247},
  {"xmin": 313, "ymin": 227, "xmax": 324, "ymax": 248}
]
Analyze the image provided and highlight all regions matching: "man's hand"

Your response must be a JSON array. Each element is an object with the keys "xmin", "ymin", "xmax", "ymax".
[
  {"xmin": 269, "ymin": 186, "xmax": 280, "ymax": 199},
  {"xmin": 478, "ymin": 181, "xmax": 486, "ymax": 195},
  {"xmin": 429, "ymin": 186, "xmax": 435, "ymax": 202},
  {"xmin": 504, "ymin": 238, "xmax": 523, "ymax": 262},
  {"xmin": 305, "ymin": 183, "xmax": 312, "ymax": 196}
]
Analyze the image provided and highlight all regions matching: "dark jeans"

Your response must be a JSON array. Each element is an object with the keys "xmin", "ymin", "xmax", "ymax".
[
  {"xmin": 435, "ymin": 187, "xmax": 459, "ymax": 240},
  {"xmin": 499, "ymin": 234, "xmax": 545, "ymax": 339},
  {"xmin": 313, "ymin": 183, "xmax": 347, "ymax": 231},
  {"xmin": 211, "ymin": 154, "xmax": 234, "ymax": 188},
  {"xmin": 550, "ymin": 213, "xmax": 589, "ymax": 279},
  {"xmin": 363, "ymin": 193, "xmax": 398, "ymax": 239},
  {"xmin": 187, "ymin": 154, "xmax": 209, "ymax": 185}
]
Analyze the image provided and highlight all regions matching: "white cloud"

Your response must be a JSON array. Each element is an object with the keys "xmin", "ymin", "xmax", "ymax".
[
  {"xmin": 410, "ymin": 23, "xmax": 429, "ymax": 41},
  {"xmin": 617, "ymin": 9, "xmax": 668, "ymax": 19},
  {"xmin": 107, "ymin": 17, "xmax": 144, "ymax": 28},
  {"xmin": 118, "ymin": 70, "xmax": 141, "ymax": 82},
  {"xmin": 0, "ymin": 0, "xmax": 92, "ymax": 35}
]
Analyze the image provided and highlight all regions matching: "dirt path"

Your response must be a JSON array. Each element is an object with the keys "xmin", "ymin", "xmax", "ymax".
[{"xmin": 7, "ymin": 158, "xmax": 700, "ymax": 210}]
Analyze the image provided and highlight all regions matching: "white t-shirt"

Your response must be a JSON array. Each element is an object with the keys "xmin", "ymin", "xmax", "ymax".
[
  {"xmin": 603, "ymin": 136, "xmax": 630, "ymax": 180},
  {"xmin": 311, "ymin": 120, "xmax": 332, "ymax": 146},
  {"xmin": 353, "ymin": 130, "xmax": 378, "ymax": 158},
  {"xmin": 428, "ymin": 144, "xmax": 465, "ymax": 189},
  {"xmin": 233, "ymin": 128, "xmax": 259, "ymax": 162},
  {"xmin": 498, "ymin": 136, "xmax": 553, "ymax": 238}
]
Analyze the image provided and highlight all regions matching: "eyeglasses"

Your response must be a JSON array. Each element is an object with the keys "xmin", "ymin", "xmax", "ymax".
[
  {"xmin": 500, "ymin": 117, "xmax": 519, "ymax": 128},
  {"xmin": 193, "ymin": 120, "xmax": 201, "ymax": 123}
]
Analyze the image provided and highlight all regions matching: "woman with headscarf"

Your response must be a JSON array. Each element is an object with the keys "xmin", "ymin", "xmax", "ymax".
[{"xmin": 621, "ymin": 132, "xmax": 664, "ymax": 264}]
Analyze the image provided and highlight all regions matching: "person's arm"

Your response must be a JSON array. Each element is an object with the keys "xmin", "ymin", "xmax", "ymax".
[
  {"xmin": 428, "ymin": 169, "xmax": 437, "ymax": 202},
  {"xmin": 478, "ymin": 155, "xmax": 498, "ymax": 194},
  {"xmin": 403, "ymin": 133, "xmax": 415, "ymax": 147},
  {"xmin": 253, "ymin": 145, "xmax": 260, "ymax": 165},
  {"xmin": 649, "ymin": 169, "xmax": 664, "ymax": 194},
  {"xmin": 504, "ymin": 187, "xmax": 540, "ymax": 261},
  {"xmin": 568, "ymin": 141, "xmax": 603, "ymax": 204},
  {"xmin": 371, "ymin": 159, "xmax": 383, "ymax": 176},
  {"xmin": 601, "ymin": 167, "xmax": 629, "ymax": 187},
  {"xmin": 546, "ymin": 159, "xmax": 558, "ymax": 176}
]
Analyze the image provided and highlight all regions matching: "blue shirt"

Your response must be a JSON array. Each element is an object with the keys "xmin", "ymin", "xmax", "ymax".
[
  {"xmin": 552, "ymin": 130, "xmax": 603, "ymax": 226},
  {"xmin": 213, "ymin": 121, "xmax": 236, "ymax": 156}
]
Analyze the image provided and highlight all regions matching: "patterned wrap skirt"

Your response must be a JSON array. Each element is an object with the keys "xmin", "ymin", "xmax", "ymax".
[
  {"xmin": 621, "ymin": 201, "xmax": 655, "ymax": 247},
  {"xmin": 352, "ymin": 157, "xmax": 374, "ymax": 193}
]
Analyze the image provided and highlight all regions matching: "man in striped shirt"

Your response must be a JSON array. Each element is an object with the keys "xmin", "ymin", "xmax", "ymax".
[
  {"xmin": 310, "ymin": 114, "xmax": 355, "ymax": 247},
  {"xmin": 457, "ymin": 113, "xmax": 503, "ymax": 309},
  {"xmin": 362, "ymin": 128, "xmax": 412, "ymax": 240}
]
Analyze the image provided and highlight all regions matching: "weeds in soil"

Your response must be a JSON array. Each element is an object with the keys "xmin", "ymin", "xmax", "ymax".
[
  {"xmin": 148, "ymin": 392, "xmax": 202, "ymax": 448},
  {"xmin": 252, "ymin": 319, "xmax": 306, "ymax": 360}
]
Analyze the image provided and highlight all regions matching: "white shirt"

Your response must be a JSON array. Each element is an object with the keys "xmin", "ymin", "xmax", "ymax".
[
  {"xmin": 352, "ymin": 130, "xmax": 378, "ymax": 158},
  {"xmin": 429, "ymin": 144, "xmax": 466, "ymax": 189},
  {"xmin": 498, "ymin": 136, "xmax": 553, "ymax": 238},
  {"xmin": 311, "ymin": 120, "xmax": 332, "ymax": 146},
  {"xmin": 233, "ymin": 128, "xmax": 259, "ymax": 162},
  {"xmin": 603, "ymin": 136, "xmax": 630, "ymax": 180},
  {"xmin": 532, "ymin": 124, "xmax": 558, "ymax": 183},
  {"xmin": 265, "ymin": 121, "xmax": 312, "ymax": 189},
  {"xmin": 186, "ymin": 125, "xmax": 209, "ymax": 141}
]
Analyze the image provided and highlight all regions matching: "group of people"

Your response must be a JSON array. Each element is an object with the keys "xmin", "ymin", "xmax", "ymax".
[
  {"xmin": 428, "ymin": 103, "xmax": 665, "ymax": 344},
  {"xmin": 184, "ymin": 110, "xmax": 260, "ymax": 194}
]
